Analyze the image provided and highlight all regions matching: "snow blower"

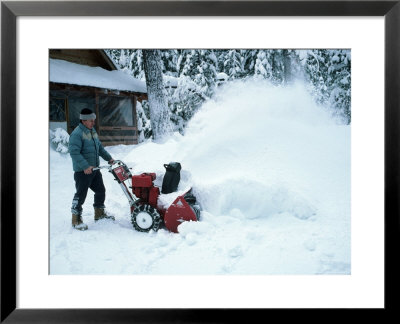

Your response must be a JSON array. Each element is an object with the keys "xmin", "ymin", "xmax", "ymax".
[{"xmin": 94, "ymin": 160, "xmax": 200, "ymax": 233}]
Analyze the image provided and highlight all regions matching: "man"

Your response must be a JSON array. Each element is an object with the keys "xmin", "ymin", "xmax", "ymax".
[{"xmin": 69, "ymin": 108, "xmax": 115, "ymax": 231}]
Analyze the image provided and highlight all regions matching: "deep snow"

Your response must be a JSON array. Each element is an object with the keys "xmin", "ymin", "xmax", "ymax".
[{"xmin": 50, "ymin": 79, "xmax": 350, "ymax": 275}]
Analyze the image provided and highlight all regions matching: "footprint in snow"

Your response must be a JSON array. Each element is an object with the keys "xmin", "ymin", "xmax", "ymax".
[
  {"xmin": 303, "ymin": 239, "xmax": 317, "ymax": 252},
  {"xmin": 317, "ymin": 259, "xmax": 350, "ymax": 274},
  {"xmin": 229, "ymin": 246, "xmax": 243, "ymax": 258}
]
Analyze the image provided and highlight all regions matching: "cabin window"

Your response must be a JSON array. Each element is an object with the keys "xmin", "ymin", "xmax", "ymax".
[
  {"xmin": 49, "ymin": 90, "xmax": 68, "ymax": 122},
  {"xmin": 49, "ymin": 97, "xmax": 66, "ymax": 121},
  {"xmin": 98, "ymin": 95, "xmax": 135, "ymax": 127},
  {"xmin": 67, "ymin": 91, "xmax": 96, "ymax": 130}
]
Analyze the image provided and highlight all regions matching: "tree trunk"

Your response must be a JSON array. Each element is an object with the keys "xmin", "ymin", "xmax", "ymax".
[
  {"xmin": 283, "ymin": 49, "xmax": 292, "ymax": 85},
  {"xmin": 142, "ymin": 49, "xmax": 172, "ymax": 140}
]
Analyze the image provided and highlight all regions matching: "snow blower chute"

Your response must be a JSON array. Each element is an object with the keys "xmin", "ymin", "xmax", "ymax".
[{"xmin": 94, "ymin": 160, "xmax": 200, "ymax": 233}]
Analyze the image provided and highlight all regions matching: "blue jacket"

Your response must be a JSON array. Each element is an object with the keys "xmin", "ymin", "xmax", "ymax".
[{"xmin": 69, "ymin": 123, "xmax": 112, "ymax": 172}]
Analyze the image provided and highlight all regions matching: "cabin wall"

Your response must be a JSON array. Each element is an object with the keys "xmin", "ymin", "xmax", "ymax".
[{"xmin": 49, "ymin": 83, "xmax": 139, "ymax": 146}]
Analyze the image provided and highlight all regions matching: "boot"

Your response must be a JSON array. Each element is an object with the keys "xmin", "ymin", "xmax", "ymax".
[
  {"xmin": 94, "ymin": 207, "xmax": 115, "ymax": 222},
  {"xmin": 72, "ymin": 214, "xmax": 88, "ymax": 231}
]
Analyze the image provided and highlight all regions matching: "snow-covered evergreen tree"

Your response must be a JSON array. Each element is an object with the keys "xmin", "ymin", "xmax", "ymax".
[
  {"xmin": 236, "ymin": 50, "xmax": 258, "ymax": 78},
  {"xmin": 219, "ymin": 49, "xmax": 243, "ymax": 80},
  {"xmin": 160, "ymin": 49, "xmax": 180, "ymax": 77},
  {"xmin": 136, "ymin": 100, "xmax": 152, "ymax": 142},
  {"xmin": 302, "ymin": 49, "xmax": 351, "ymax": 123},
  {"xmin": 166, "ymin": 75, "xmax": 203, "ymax": 134},
  {"xmin": 128, "ymin": 49, "xmax": 145, "ymax": 80},
  {"xmin": 180, "ymin": 50, "xmax": 219, "ymax": 99},
  {"xmin": 326, "ymin": 50, "xmax": 351, "ymax": 123}
]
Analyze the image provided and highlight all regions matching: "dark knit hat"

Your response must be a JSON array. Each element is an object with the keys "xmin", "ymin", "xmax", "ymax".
[{"xmin": 80, "ymin": 108, "xmax": 96, "ymax": 120}]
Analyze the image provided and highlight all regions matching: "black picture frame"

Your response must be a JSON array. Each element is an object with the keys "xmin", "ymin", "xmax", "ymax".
[{"xmin": 1, "ymin": 0, "xmax": 399, "ymax": 322}]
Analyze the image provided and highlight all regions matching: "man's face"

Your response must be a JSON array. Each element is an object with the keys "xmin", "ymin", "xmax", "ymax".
[{"xmin": 82, "ymin": 119, "xmax": 95, "ymax": 130}]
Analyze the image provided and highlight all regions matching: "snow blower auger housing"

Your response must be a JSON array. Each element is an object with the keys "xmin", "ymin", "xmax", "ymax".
[{"xmin": 94, "ymin": 160, "xmax": 200, "ymax": 233}]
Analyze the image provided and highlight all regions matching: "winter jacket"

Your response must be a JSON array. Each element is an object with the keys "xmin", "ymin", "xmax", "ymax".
[{"xmin": 69, "ymin": 123, "xmax": 112, "ymax": 172}]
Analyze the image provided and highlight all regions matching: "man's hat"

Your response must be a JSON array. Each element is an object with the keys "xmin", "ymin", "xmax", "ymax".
[{"xmin": 80, "ymin": 108, "xmax": 96, "ymax": 120}]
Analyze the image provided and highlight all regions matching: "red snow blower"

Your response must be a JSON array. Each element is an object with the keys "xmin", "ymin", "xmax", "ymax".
[{"xmin": 94, "ymin": 160, "xmax": 200, "ymax": 233}]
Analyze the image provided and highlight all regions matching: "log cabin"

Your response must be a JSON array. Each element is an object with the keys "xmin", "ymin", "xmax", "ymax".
[{"xmin": 49, "ymin": 49, "xmax": 147, "ymax": 146}]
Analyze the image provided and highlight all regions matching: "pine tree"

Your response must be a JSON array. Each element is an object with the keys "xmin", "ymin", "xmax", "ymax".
[
  {"xmin": 160, "ymin": 49, "xmax": 180, "ymax": 77},
  {"xmin": 128, "ymin": 49, "xmax": 145, "ymax": 80},
  {"xmin": 239, "ymin": 50, "xmax": 258, "ymax": 78},
  {"xmin": 326, "ymin": 50, "xmax": 351, "ymax": 123},
  {"xmin": 220, "ymin": 49, "xmax": 242, "ymax": 80},
  {"xmin": 302, "ymin": 49, "xmax": 351, "ymax": 124},
  {"xmin": 254, "ymin": 50, "xmax": 286, "ymax": 84},
  {"xmin": 180, "ymin": 49, "xmax": 218, "ymax": 99},
  {"xmin": 136, "ymin": 101, "xmax": 152, "ymax": 141}
]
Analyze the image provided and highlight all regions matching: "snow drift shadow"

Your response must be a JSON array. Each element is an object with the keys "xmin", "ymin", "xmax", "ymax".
[{"xmin": 195, "ymin": 178, "xmax": 317, "ymax": 221}]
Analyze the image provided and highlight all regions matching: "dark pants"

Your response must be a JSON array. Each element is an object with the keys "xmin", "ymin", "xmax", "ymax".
[{"xmin": 71, "ymin": 170, "xmax": 106, "ymax": 215}]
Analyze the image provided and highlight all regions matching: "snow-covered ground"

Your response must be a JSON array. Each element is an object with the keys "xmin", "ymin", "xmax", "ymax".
[{"xmin": 50, "ymin": 79, "xmax": 350, "ymax": 275}]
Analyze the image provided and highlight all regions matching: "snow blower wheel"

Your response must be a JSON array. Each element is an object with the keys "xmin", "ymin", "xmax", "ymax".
[{"xmin": 131, "ymin": 204, "xmax": 161, "ymax": 232}]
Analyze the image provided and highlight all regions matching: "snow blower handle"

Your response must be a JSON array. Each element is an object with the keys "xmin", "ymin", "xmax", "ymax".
[
  {"xmin": 93, "ymin": 160, "xmax": 124, "ymax": 171},
  {"xmin": 93, "ymin": 160, "xmax": 140, "ymax": 207},
  {"xmin": 92, "ymin": 166, "xmax": 110, "ymax": 171}
]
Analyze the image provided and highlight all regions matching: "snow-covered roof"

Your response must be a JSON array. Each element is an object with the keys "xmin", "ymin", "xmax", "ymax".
[{"xmin": 50, "ymin": 59, "xmax": 147, "ymax": 94}]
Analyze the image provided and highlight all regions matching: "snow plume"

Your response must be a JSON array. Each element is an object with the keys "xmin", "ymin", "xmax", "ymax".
[
  {"xmin": 193, "ymin": 78, "xmax": 337, "ymax": 130},
  {"xmin": 124, "ymin": 78, "xmax": 348, "ymax": 229},
  {"xmin": 175, "ymin": 79, "xmax": 340, "ymax": 219}
]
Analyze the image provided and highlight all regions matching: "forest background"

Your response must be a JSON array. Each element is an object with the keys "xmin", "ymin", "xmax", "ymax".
[{"xmin": 106, "ymin": 49, "xmax": 351, "ymax": 141}]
